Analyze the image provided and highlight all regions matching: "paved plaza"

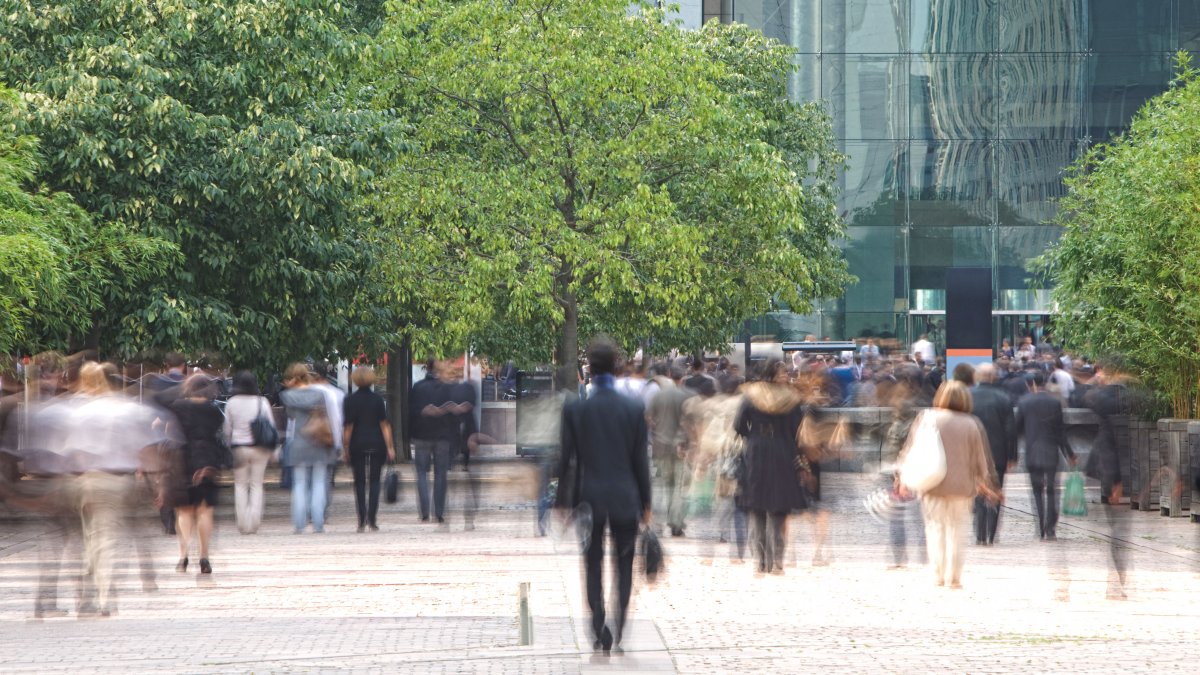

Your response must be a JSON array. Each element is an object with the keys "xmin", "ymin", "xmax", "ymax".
[{"xmin": 1, "ymin": 467, "xmax": 1198, "ymax": 674}]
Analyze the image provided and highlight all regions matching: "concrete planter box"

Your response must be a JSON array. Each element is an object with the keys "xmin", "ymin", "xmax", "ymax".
[
  {"xmin": 1188, "ymin": 422, "xmax": 1200, "ymax": 523},
  {"xmin": 1157, "ymin": 419, "xmax": 1193, "ymax": 517},
  {"xmin": 1129, "ymin": 420, "xmax": 1162, "ymax": 511}
]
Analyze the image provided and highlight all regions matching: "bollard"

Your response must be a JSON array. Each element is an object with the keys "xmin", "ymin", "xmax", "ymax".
[{"xmin": 518, "ymin": 582, "xmax": 533, "ymax": 646}]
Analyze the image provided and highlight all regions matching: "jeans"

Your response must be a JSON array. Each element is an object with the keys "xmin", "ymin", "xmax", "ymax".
[
  {"xmin": 233, "ymin": 446, "xmax": 271, "ymax": 534},
  {"xmin": 716, "ymin": 497, "xmax": 747, "ymax": 560},
  {"xmin": 1029, "ymin": 468, "xmax": 1059, "ymax": 538},
  {"xmin": 414, "ymin": 439, "xmax": 451, "ymax": 521},
  {"xmin": 350, "ymin": 450, "xmax": 384, "ymax": 527},
  {"xmin": 291, "ymin": 462, "xmax": 330, "ymax": 532}
]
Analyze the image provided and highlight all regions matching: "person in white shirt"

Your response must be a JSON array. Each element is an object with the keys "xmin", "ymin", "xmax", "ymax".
[
  {"xmin": 911, "ymin": 335, "xmax": 936, "ymax": 365},
  {"xmin": 1049, "ymin": 358, "xmax": 1075, "ymax": 405},
  {"xmin": 223, "ymin": 371, "xmax": 277, "ymax": 534}
]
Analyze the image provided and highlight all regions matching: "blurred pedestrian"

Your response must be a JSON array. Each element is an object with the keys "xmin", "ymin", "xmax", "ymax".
[
  {"xmin": 280, "ymin": 364, "xmax": 337, "ymax": 534},
  {"xmin": 556, "ymin": 336, "xmax": 651, "ymax": 655},
  {"xmin": 342, "ymin": 366, "xmax": 395, "ymax": 532},
  {"xmin": 898, "ymin": 381, "xmax": 1000, "ymax": 588},
  {"xmin": 167, "ymin": 374, "xmax": 227, "ymax": 574},
  {"xmin": 735, "ymin": 359, "xmax": 807, "ymax": 576},
  {"xmin": 223, "ymin": 370, "xmax": 276, "ymax": 535},
  {"xmin": 410, "ymin": 358, "xmax": 457, "ymax": 525},
  {"xmin": 970, "ymin": 363, "xmax": 1017, "ymax": 545},
  {"xmin": 1016, "ymin": 372, "xmax": 1077, "ymax": 541},
  {"xmin": 647, "ymin": 364, "xmax": 693, "ymax": 537},
  {"xmin": 879, "ymin": 364, "xmax": 928, "ymax": 569}
]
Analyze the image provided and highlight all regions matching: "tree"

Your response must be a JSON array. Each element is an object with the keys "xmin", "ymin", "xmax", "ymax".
[
  {"xmin": 1036, "ymin": 53, "xmax": 1200, "ymax": 418},
  {"xmin": 0, "ymin": 87, "xmax": 174, "ymax": 355},
  {"xmin": 0, "ymin": 0, "xmax": 403, "ymax": 369},
  {"xmin": 370, "ymin": 1, "xmax": 850, "ymax": 381}
]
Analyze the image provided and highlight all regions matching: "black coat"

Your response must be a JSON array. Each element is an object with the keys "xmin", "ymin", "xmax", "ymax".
[
  {"xmin": 734, "ymin": 386, "xmax": 807, "ymax": 513},
  {"xmin": 1084, "ymin": 383, "xmax": 1128, "ymax": 486},
  {"xmin": 1016, "ymin": 391, "xmax": 1075, "ymax": 470},
  {"xmin": 971, "ymin": 383, "xmax": 1017, "ymax": 475},
  {"xmin": 556, "ymin": 387, "xmax": 651, "ymax": 523}
]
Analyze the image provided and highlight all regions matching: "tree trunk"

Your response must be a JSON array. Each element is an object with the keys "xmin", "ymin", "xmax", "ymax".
[
  {"xmin": 555, "ymin": 285, "xmax": 579, "ymax": 392},
  {"xmin": 386, "ymin": 335, "xmax": 413, "ymax": 461}
]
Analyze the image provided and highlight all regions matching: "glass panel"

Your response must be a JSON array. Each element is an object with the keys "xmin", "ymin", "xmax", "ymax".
[
  {"xmin": 907, "ymin": 141, "xmax": 995, "ymax": 227},
  {"xmin": 729, "ymin": 0, "xmax": 813, "ymax": 48},
  {"xmin": 997, "ymin": 0, "xmax": 1086, "ymax": 53},
  {"xmin": 1087, "ymin": 53, "xmax": 1172, "ymax": 142},
  {"xmin": 910, "ymin": 55, "xmax": 995, "ymax": 140},
  {"xmin": 997, "ymin": 55, "xmax": 1086, "ymax": 140},
  {"xmin": 823, "ymin": 0, "xmax": 908, "ymax": 53},
  {"xmin": 1182, "ymin": 2, "xmax": 1200, "ymax": 53},
  {"xmin": 908, "ymin": 226, "xmax": 992, "ymax": 309},
  {"xmin": 997, "ymin": 141, "xmax": 1079, "ymax": 227},
  {"xmin": 790, "ymin": 54, "xmax": 822, "ymax": 103},
  {"xmin": 997, "ymin": 226, "xmax": 1061, "ymax": 301},
  {"xmin": 839, "ymin": 142, "xmax": 905, "ymax": 226},
  {"xmin": 1089, "ymin": 0, "xmax": 1173, "ymax": 53},
  {"xmin": 824, "ymin": 56, "xmax": 908, "ymax": 139},
  {"xmin": 842, "ymin": 226, "xmax": 905, "ymax": 314},
  {"xmin": 910, "ymin": 0, "xmax": 995, "ymax": 53}
]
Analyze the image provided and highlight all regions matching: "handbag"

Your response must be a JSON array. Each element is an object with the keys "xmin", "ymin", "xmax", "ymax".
[
  {"xmin": 1061, "ymin": 470, "xmax": 1087, "ymax": 516},
  {"xmin": 641, "ymin": 528, "xmax": 664, "ymax": 583},
  {"xmin": 898, "ymin": 410, "xmax": 947, "ymax": 493},
  {"xmin": 302, "ymin": 404, "xmax": 335, "ymax": 447},
  {"xmin": 384, "ymin": 463, "xmax": 400, "ymax": 504},
  {"xmin": 250, "ymin": 397, "xmax": 279, "ymax": 448}
]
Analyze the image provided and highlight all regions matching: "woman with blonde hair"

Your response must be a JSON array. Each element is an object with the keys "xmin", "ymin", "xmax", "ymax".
[
  {"xmin": 279, "ymin": 363, "xmax": 336, "ymax": 533},
  {"xmin": 342, "ymin": 365, "xmax": 394, "ymax": 532},
  {"xmin": 898, "ymin": 380, "xmax": 1000, "ymax": 588},
  {"xmin": 167, "ymin": 374, "xmax": 226, "ymax": 574}
]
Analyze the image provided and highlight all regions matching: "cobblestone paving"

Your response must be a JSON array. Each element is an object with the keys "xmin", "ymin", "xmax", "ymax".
[{"xmin": 0, "ymin": 469, "xmax": 1196, "ymax": 673}]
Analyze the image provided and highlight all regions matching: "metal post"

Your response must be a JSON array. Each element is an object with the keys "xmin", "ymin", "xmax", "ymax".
[{"xmin": 518, "ymin": 582, "xmax": 533, "ymax": 645}]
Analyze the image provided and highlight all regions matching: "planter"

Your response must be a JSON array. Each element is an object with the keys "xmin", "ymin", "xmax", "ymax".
[
  {"xmin": 1157, "ymin": 419, "xmax": 1193, "ymax": 517},
  {"xmin": 1189, "ymin": 422, "xmax": 1200, "ymax": 524}
]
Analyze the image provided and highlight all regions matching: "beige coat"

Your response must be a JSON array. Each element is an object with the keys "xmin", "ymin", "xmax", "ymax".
[{"xmin": 899, "ymin": 409, "xmax": 996, "ymax": 498}]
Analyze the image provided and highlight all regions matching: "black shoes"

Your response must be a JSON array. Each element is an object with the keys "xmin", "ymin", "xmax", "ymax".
[
  {"xmin": 199, "ymin": 558, "xmax": 212, "ymax": 574},
  {"xmin": 176, "ymin": 557, "xmax": 188, "ymax": 573},
  {"xmin": 593, "ymin": 626, "xmax": 614, "ymax": 654},
  {"xmin": 669, "ymin": 526, "xmax": 685, "ymax": 537}
]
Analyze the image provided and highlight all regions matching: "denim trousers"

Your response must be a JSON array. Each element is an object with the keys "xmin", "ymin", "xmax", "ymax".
[{"xmin": 291, "ymin": 462, "xmax": 330, "ymax": 532}]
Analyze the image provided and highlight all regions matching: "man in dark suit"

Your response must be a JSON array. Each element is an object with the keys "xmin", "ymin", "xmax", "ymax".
[
  {"xmin": 557, "ymin": 336, "xmax": 652, "ymax": 655},
  {"xmin": 1016, "ymin": 371, "xmax": 1077, "ymax": 540},
  {"xmin": 970, "ymin": 363, "xmax": 1016, "ymax": 545}
]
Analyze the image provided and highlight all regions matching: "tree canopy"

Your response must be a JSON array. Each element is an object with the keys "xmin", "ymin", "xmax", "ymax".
[
  {"xmin": 369, "ymin": 0, "xmax": 850, "ymax": 376},
  {"xmin": 1037, "ymin": 53, "xmax": 1200, "ymax": 418},
  {"xmin": 0, "ymin": 87, "xmax": 174, "ymax": 355},
  {"xmin": 0, "ymin": 0, "xmax": 403, "ymax": 369}
]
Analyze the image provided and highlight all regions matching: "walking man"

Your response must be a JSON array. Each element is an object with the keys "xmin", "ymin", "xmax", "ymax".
[
  {"xmin": 970, "ymin": 363, "xmax": 1016, "ymax": 544},
  {"xmin": 557, "ymin": 337, "xmax": 651, "ymax": 655},
  {"xmin": 647, "ymin": 364, "xmax": 693, "ymax": 536},
  {"xmin": 1016, "ymin": 372, "xmax": 1076, "ymax": 540},
  {"xmin": 409, "ymin": 358, "xmax": 456, "ymax": 525}
]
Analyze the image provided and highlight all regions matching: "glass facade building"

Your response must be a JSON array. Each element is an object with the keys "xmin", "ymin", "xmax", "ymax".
[{"xmin": 711, "ymin": 0, "xmax": 1198, "ymax": 348}]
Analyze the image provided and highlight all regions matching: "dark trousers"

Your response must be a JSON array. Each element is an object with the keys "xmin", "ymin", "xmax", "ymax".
[
  {"xmin": 750, "ymin": 510, "xmax": 787, "ymax": 572},
  {"xmin": 584, "ymin": 512, "xmax": 638, "ymax": 645},
  {"xmin": 1029, "ymin": 467, "xmax": 1059, "ymax": 537},
  {"xmin": 414, "ymin": 439, "xmax": 451, "ymax": 520},
  {"xmin": 350, "ymin": 450, "xmax": 384, "ymax": 527},
  {"xmin": 974, "ymin": 469, "xmax": 1006, "ymax": 544}
]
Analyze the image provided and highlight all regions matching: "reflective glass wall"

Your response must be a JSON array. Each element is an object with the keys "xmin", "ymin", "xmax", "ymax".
[{"xmin": 727, "ymin": 0, "xmax": 1185, "ymax": 345}]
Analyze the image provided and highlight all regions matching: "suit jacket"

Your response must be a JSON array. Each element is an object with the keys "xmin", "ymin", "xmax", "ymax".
[
  {"xmin": 556, "ymin": 386, "xmax": 652, "ymax": 523},
  {"xmin": 1016, "ymin": 391, "xmax": 1075, "ymax": 470},
  {"xmin": 970, "ymin": 383, "xmax": 1017, "ymax": 474}
]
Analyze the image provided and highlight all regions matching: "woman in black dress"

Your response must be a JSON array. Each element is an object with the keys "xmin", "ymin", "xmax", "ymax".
[
  {"xmin": 168, "ymin": 375, "xmax": 226, "ymax": 574},
  {"xmin": 341, "ymin": 366, "xmax": 395, "ymax": 531},
  {"xmin": 734, "ymin": 359, "xmax": 807, "ymax": 575}
]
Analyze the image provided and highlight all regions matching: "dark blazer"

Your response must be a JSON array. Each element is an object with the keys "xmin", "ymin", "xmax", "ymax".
[
  {"xmin": 1016, "ymin": 391, "xmax": 1075, "ymax": 470},
  {"xmin": 556, "ymin": 386, "xmax": 651, "ymax": 523},
  {"xmin": 970, "ymin": 383, "xmax": 1017, "ymax": 473}
]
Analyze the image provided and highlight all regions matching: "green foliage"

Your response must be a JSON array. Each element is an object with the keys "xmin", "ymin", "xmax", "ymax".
[
  {"xmin": 0, "ymin": 87, "xmax": 175, "ymax": 354},
  {"xmin": 1035, "ymin": 52, "xmax": 1200, "ymax": 418},
  {"xmin": 369, "ymin": 1, "xmax": 850, "ymax": 372},
  {"xmin": 0, "ymin": 0, "xmax": 403, "ymax": 369}
]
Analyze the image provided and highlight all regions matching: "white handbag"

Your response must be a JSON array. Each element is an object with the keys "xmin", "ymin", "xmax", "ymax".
[{"xmin": 899, "ymin": 411, "xmax": 947, "ymax": 493}]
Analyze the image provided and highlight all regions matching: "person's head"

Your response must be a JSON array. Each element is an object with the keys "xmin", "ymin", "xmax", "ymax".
[
  {"xmin": 283, "ymin": 362, "xmax": 311, "ymax": 388},
  {"xmin": 695, "ymin": 377, "xmax": 716, "ymax": 398},
  {"xmin": 1030, "ymin": 371, "xmax": 1047, "ymax": 390},
  {"xmin": 164, "ymin": 351, "xmax": 186, "ymax": 372},
  {"xmin": 182, "ymin": 373, "xmax": 218, "ymax": 400},
  {"xmin": 232, "ymin": 370, "xmax": 260, "ymax": 396},
  {"xmin": 932, "ymin": 380, "xmax": 972, "ymax": 413},
  {"xmin": 586, "ymin": 335, "xmax": 619, "ymax": 377},
  {"xmin": 951, "ymin": 362, "xmax": 976, "ymax": 386},
  {"xmin": 976, "ymin": 362, "xmax": 996, "ymax": 384},
  {"xmin": 76, "ymin": 361, "xmax": 111, "ymax": 396},
  {"xmin": 1001, "ymin": 338, "xmax": 1011, "ymax": 348},
  {"xmin": 351, "ymin": 365, "xmax": 377, "ymax": 389},
  {"xmin": 668, "ymin": 364, "xmax": 686, "ymax": 383},
  {"xmin": 424, "ymin": 357, "xmax": 438, "ymax": 376},
  {"xmin": 765, "ymin": 358, "xmax": 788, "ymax": 384}
]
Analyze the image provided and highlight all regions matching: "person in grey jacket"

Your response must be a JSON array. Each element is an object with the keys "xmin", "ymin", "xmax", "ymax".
[
  {"xmin": 279, "ymin": 363, "xmax": 337, "ymax": 533},
  {"xmin": 970, "ymin": 363, "xmax": 1017, "ymax": 545}
]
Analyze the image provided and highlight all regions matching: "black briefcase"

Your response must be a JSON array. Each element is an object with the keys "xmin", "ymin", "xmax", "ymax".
[
  {"xmin": 384, "ymin": 465, "xmax": 399, "ymax": 504},
  {"xmin": 641, "ymin": 529, "xmax": 664, "ymax": 582}
]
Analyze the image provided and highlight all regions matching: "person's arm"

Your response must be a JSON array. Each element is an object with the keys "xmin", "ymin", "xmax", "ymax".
[
  {"xmin": 222, "ymin": 399, "xmax": 234, "ymax": 447},
  {"xmin": 554, "ymin": 403, "xmax": 577, "ymax": 509},
  {"xmin": 1056, "ymin": 404, "xmax": 1076, "ymax": 464},
  {"xmin": 1001, "ymin": 398, "xmax": 1018, "ymax": 470},
  {"xmin": 381, "ymin": 420, "xmax": 395, "ymax": 461},
  {"xmin": 633, "ymin": 407, "xmax": 652, "ymax": 523}
]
